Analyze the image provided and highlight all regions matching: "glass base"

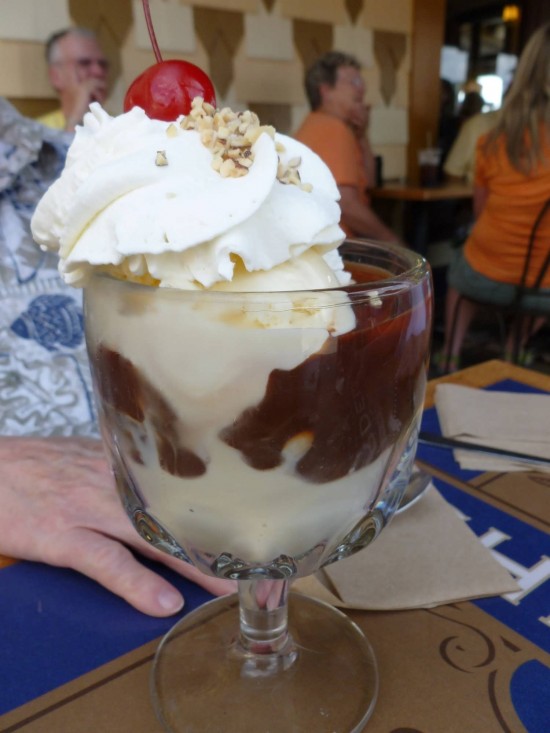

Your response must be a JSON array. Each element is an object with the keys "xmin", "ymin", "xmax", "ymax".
[{"xmin": 151, "ymin": 591, "xmax": 378, "ymax": 733}]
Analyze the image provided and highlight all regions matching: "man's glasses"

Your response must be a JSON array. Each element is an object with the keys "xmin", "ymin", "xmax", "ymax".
[
  {"xmin": 338, "ymin": 75, "xmax": 364, "ymax": 90},
  {"xmin": 58, "ymin": 57, "xmax": 110, "ymax": 72},
  {"xmin": 76, "ymin": 57, "xmax": 109, "ymax": 71}
]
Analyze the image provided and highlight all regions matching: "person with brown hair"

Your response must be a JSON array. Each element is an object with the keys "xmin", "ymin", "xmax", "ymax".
[
  {"xmin": 38, "ymin": 28, "xmax": 109, "ymax": 132},
  {"xmin": 295, "ymin": 51, "xmax": 400, "ymax": 243},
  {"xmin": 441, "ymin": 23, "xmax": 550, "ymax": 370}
]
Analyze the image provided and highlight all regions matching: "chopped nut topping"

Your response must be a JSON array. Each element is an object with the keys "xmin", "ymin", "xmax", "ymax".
[
  {"xmin": 176, "ymin": 97, "xmax": 313, "ymax": 190},
  {"xmin": 220, "ymin": 158, "xmax": 236, "ymax": 177},
  {"xmin": 155, "ymin": 150, "xmax": 168, "ymax": 166}
]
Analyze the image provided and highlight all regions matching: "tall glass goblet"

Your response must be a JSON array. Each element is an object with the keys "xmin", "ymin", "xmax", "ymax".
[{"xmin": 84, "ymin": 239, "xmax": 432, "ymax": 733}]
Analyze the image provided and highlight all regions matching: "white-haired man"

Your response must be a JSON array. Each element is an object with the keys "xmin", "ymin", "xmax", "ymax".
[{"xmin": 38, "ymin": 27, "xmax": 109, "ymax": 132}]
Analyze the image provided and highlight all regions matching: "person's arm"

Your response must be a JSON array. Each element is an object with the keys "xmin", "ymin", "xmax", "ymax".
[
  {"xmin": 358, "ymin": 137, "xmax": 376, "ymax": 189},
  {"xmin": 338, "ymin": 185, "xmax": 401, "ymax": 243},
  {"xmin": 348, "ymin": 103, "xmax": 376, "ymax": 188},
  {"xmin": 62, "ymin": 65, "xmax": 107, "ymax": 131},
  {"xmin": 0, "ymin": 436, "xmax": 235, "ymax": 616},
  {"xmin": 443, "ymin": 118, "xmax": 476, "ymax": 183}
]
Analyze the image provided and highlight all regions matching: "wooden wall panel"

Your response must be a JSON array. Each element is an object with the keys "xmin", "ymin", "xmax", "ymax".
[
  {"xmin": 373, "ymin": 31, "xmax": 407, "ymax": 106},
  {"xmin": 333, "ymin": 24, "xmax": 374, "ymax": 69},
  {"xmin": 361, "ymin": 0, "xmax": 413, "ymax": 33},
  {"xmin": 132, "ymin": 0, "xmax": 195, "ymax": 53},
  {"xmin": 244, "ymin": 4, "xmax": 294, "ymax": 61},
  {"xmin": 194, "ymin": 7, "xmax": 245, "ymax": 99},
  {"xmin": 407, "ymin": 0, "xmax": 446, "ymax": 183},
  {"xmin": 0, "ymin": 0, "xmax": 70, "ymax": 41},
  {"xmin": 292, "ymin": 20, "xmax": 333, "ymax": 73},
  {"xmin": 234, "ymin": 55, "xmax": 305, "ymax": 106},
  {"xmin": 180, "ymin": 0, "xmax": 258, "ymax": 12},
  {"xmin": 0, "ymin": 42, "xmax": 52, "ymax": 97},
  {"xmin": 279, "ymin": 0, "xmax": 348, "ymax": 25}
]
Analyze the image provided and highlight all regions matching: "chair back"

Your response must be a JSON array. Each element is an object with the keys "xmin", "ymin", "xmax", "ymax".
[{"xmin": 516, "ymin": 196, "xmax": 550, "ymax": 308}]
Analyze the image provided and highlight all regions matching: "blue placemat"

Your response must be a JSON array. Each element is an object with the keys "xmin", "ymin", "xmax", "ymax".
[
  {"xmin": 0, "ymin": 558, "xmax": 214, "ymax": 715},
  {"xmin": 429, "ymin": 475, "xmax": 550, "ymax": 654}
]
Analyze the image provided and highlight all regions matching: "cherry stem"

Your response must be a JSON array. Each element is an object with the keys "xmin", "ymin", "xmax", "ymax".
[{"xmin": 142, "ymin": 0, "xmax": 163, "ymax": 64}]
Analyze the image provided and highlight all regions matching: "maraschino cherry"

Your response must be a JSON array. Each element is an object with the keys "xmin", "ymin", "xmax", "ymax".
[{"xmin": 124, "ymin": 0, "xmax": 216, "ymax": 121}]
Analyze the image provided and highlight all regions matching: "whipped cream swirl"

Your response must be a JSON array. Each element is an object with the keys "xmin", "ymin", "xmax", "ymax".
[{"xmin": 32, "ymin": 103, "xmax": 348, "ymax": 291}]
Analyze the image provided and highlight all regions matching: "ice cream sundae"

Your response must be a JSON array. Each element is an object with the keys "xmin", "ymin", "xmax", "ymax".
[{"xmin": 31, "ymin": 88, "xmax": 430, "ymax": 576}]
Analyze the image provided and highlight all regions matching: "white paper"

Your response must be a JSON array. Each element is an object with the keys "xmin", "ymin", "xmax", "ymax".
[{"xmin": 435, "ymin": 384, "xmax": 550, "ymax": 473}]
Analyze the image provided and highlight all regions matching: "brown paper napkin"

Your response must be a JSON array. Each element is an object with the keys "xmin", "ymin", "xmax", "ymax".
[
  {"xmin": 435, "ymin": 384, "xmax": 550, "ymax": 472},
  {"xmin": 294, "ymin": 486, "xmax": 518, "ymax": 609}
]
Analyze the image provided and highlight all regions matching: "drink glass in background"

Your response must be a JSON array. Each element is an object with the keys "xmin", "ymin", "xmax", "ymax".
[
  {"xmin": 374, "ymin": 154, "xmax": 384, "ymax": 187},
  {"xmin": 418, "ymin": 147, "xmax": 442, "ymax": 187},
  {"xmin": 84, "ymin": 239, "xmax": 433, "ymax": 733}
]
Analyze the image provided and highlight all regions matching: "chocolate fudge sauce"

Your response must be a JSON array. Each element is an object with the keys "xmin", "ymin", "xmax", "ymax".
[
  {"xmin": 94, "ymin": 346, "xmax": 207, "ymax": 478},
  {"xmin": 93, "ymin": 266, "xmax": 430, "ymax": 485},
  {"xmin": 222, "ymin": 292, "xmax": 430, "ymax": 482}
]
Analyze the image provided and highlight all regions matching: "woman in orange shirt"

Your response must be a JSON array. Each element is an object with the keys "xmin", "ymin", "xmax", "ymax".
[
  {"xmin": 295, "ymin": 51, "xmax": 399, "ymax": 243},
  {"xmin": 441, "ymin": 23, "xmax": 550, "ymax": 369}
]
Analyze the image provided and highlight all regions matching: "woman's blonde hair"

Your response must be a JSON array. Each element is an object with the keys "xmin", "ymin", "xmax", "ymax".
[{"xmin": 485, "ymin": 22, "xmax": 550, "ymax": 173}]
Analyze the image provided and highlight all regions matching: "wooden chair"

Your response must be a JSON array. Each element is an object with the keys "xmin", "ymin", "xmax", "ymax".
[{"xmin": 442, "ymin": 196, "xmax": 550, "ymax": 372}]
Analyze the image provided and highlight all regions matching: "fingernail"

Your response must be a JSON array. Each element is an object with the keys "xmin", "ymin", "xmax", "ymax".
[{"xmin": 158, "ymin": 588, "xmax": 184, "ymax": 613}]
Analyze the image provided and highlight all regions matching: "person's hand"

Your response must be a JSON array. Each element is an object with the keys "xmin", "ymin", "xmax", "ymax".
[
  {"xmin": 347, "ymin": 103, "xmax": 371, "ymax": 139},
  {"xmin": 63, "ymin": 66, "xmax": 108, "ymax": 130},
  {"xmin": 0, "ymin": 436, "xmax": 235, "ymax": 616}
]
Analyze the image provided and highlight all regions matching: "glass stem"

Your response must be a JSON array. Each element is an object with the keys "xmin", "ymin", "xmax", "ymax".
[{"xmin": 237, "ymin": 578, "xmax": 292, "ymax": 656}]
